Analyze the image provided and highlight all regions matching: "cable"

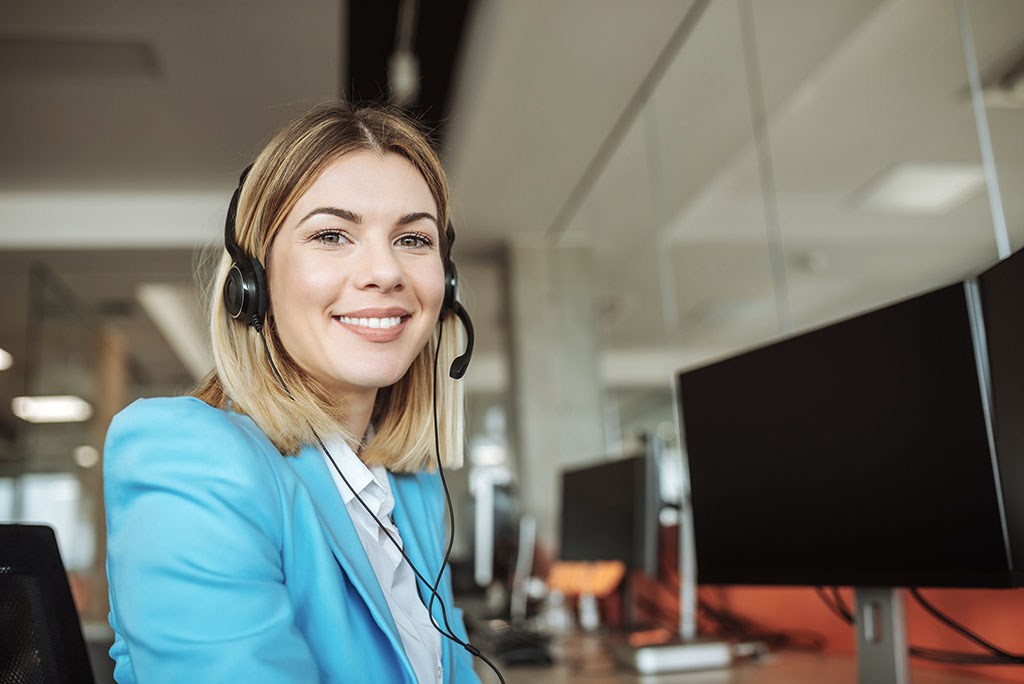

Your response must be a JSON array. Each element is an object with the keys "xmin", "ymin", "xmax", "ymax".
[
  {"xmin": 814, "ymin": 587, "xmax": 851, "ymax": 624},
  {"xmin": 814, "ymin": 587, "xmax": 1024, "ymax": 666},
  {"xmin": 697, "ymin": 597, "xmax": 826, "ymax": 652},
  {"xmin": 423, "ymin": 322, "xmax": 506, "ymax": 684},
  {"xmin": 256, "ymin": 326, "xmax": 506, "ymax": 683},
  {"xmin": 909, "ymin": 588, "xmax": 1024, "ymax": 665},
  {"xmin": 428, "ymin": 321, "xmax": 455, "ymax": 634}
]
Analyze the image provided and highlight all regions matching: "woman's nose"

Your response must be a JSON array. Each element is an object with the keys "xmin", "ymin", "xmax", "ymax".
[{"xmin": 354, "ymin": 239, "xmax": 405, "ymax": 293}]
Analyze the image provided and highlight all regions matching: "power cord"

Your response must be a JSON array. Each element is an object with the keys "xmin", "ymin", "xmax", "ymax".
[
  {"xmin": 698, "ymin": 597, "xmax": 826, "ymax": 651},
  {"xmin": 909, "ymin": 588, "xmax": 1024, "ymax": 665},
  {"xmin": 815, "ymin": 586, "xmax": 1024, "ymax": 666}
]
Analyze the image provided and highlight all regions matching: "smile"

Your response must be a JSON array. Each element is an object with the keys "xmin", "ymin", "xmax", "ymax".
[
  {"xmin": 336, "ymin": 315, "xmax": 404, "ymax": 329},
  {"xmin": 332, "ymin": 313, "xmax": 411, "ymax": 343}
]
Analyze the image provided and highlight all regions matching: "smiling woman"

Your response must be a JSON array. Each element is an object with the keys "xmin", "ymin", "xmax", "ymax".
[{"xmin": 101, "ymin": 103, "xmax": 484, "ymax": 684}]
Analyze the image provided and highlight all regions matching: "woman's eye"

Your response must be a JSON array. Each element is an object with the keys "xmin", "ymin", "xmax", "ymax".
[
  {"xmin": 313, "ymin": 230, "xmax": 345, "ymax": 245},
  {"xmin": 397, "ymin": 233, "xmax": 433, "ymax": 248}
]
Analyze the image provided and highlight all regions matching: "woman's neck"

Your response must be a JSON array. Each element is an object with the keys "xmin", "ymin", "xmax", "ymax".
[{"xmin": 340, "ymin": 388, "xmax": 377, "ymax": 451}]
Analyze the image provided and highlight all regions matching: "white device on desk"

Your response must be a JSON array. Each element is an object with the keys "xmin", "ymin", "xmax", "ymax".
[{"xmin": 612, "ymin": 428, "xmax": 732, "ymax": 674}]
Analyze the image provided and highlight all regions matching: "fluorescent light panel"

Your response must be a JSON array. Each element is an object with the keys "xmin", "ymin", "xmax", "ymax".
[
  {"xmin": 858, "ymin": 163, "xmax": 985, "ymax": 214},
  {"xmin": 0, "ymin": 347, "xmax": 11, "ymax": 371},
  {"xmin": 73, "ymin": 445, "xmax": 100, "ymax": 468},
  {"xmin": 12, "ymin": 395, "xmax": 93, "ymax": 423}
]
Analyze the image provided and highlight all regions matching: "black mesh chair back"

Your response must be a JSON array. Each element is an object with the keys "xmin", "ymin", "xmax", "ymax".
[{"xmin": 0, "ymin": 524, "xmax": 95, "ymax": 684}]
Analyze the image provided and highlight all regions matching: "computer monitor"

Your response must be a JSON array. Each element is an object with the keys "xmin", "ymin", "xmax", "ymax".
[
  {"xmin": 676, "ymin": 280, "xmax": 1022, "ymax": 589},
  {"xmin": 977, "ymin": 248, "xmax": 1024, "ymax": 576},
  {"xmin": 559, "ymin": 452, "xmax": 659, "ymax": 576},
  {"xmin": 471, "ymin": 473, "xmax": 519, "ymax": 589}
]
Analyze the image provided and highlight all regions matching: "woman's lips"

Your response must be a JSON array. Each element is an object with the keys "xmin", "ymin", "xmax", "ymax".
[{"xmin": 332, "ymin": 314, "xmax": 410, "ymax": 342}]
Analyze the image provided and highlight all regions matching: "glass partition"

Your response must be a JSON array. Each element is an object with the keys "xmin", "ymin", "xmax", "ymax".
[{"xmin": 555, "ymin": 0, "xmax": 1021, "ymax": 445}]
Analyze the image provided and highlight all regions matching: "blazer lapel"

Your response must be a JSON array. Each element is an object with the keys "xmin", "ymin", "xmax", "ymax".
[
  {"xmin": 390, "ymin": 471, "xmax": 458, "ymax": 680},
  {"xmin": 390, "ymin": 472, "xmax": 440, "ymax": 581},
  {"xmin": 284, "ymin": 445, "xmax": 412, "ymax": 674}
]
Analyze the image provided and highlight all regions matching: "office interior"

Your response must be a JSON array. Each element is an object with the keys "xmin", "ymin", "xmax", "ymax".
[{"xmin": 2, "ymin": 0, "xmax": 1024, "ymax": 682}]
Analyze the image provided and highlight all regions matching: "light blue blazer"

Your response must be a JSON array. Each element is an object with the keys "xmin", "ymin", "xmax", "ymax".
[{"xmin": 104, "ymin": 396, "xmax": 480, "ymax": 684}]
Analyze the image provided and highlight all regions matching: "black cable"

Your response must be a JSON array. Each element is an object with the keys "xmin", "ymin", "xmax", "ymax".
[
  {"xmin": 427, "ymin": 320, "xmax": 455, "ymax": 635},
  {"xmin": 697, "ymin": 598, "xmax": 826, "ymax": 652},
  {"xmin": 424, "ymin": 322, "xmax": 506, "ymax": 684},
  {"xmin": 259, "ymin": 328, "xmax": 459, "ymax": 638},
  {"xmin": 257, "ymin": 327, "xmax": 506, "ymax": 683},
  {"xmin": 308, "ymin": 428, "xmax": 461, "ymax": 642},
  {"xmin": 814, "ymin": 587, "xmax": 850, "ymax": 624},
  {"xmin": 830, "ymin": 587, "xmax": 852, "ymax": 622},
  {"xmin": 814, "ymin": 587, "xmax": 1024, "ymax": 666},
  {"xmin": 909, "ymin": 588, "xmax": 1024, "ymax": 665}
]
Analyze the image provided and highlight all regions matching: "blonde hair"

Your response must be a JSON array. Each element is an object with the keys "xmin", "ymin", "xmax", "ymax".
[{"xmin": 192, "ymin": 102, "xmax": 464, "ymax": 472}]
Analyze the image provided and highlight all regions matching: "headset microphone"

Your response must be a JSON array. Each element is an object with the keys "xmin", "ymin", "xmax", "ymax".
[
  {"xmin": 447, "ymin": 300, "xmax": 474, "ymax": 380},
  {"xmin": 441, "ymin": 225, "xmax": 474, "ymax": 379}
]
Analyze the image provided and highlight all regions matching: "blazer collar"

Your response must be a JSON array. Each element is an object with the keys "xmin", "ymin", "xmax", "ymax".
[{"xmin": 284, "ymin": 443, "xmax": 416, "ymax": 681}]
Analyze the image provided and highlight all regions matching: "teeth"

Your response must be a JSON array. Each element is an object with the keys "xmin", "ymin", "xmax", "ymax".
[{"xmin": 338, "ymin": 316, "xmax": 403, "ymax": 329}]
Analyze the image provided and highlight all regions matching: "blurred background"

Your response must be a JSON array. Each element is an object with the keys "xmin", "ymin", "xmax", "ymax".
[{"xmin": 2, "ymin": 0, "xmax": 1023, "ymax": 681}]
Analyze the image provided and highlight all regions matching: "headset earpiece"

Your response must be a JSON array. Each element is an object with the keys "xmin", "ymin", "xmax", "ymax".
[
  {"xmin": 442, "ymin": 221, "xmax": 458, "ymax": 316},
  {"xmin": 222, "ymin": 165, "xmax": 267, "ymax": 330}
]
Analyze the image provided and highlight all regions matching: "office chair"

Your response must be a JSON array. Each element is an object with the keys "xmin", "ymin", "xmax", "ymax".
[{"xmin": 0, "ymin": 524, "xmax": 95, "ymax": 684}]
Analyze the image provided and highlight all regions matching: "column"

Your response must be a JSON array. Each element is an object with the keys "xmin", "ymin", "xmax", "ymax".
[{"xmin": 508, "ymin": 240, "xmax": 605, "ymax": 552}]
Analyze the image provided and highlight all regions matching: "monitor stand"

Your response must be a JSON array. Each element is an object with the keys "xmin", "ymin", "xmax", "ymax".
[{"xmin": 854, "ymin": 588, "xmax": 909, "ymax": 684}]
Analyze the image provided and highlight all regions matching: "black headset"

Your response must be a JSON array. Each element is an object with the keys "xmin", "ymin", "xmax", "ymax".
[{"xmin": 222, "ymin": 165, "xmax": 475, "ymax": 379}]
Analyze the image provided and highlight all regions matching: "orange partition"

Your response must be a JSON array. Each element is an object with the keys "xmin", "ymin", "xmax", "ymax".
[{"xmin": 718, "ymin": 586, "xmax": 1024, "ymax": 684}]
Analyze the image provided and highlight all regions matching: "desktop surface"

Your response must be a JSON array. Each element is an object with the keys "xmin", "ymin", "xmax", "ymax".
[{"xmin": 475, "ymin": 633, "xmax": 999, "ymax": 684}]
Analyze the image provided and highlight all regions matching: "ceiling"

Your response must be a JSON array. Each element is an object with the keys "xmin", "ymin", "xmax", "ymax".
[{"xmin": 1, "ymin": 0, "xmax": 1023, "ymax": 459}]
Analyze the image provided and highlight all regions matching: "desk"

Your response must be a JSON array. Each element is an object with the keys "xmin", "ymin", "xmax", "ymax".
[{"xmin": 475, "ymin": 634, "xmax": 998, "ymax": 684}]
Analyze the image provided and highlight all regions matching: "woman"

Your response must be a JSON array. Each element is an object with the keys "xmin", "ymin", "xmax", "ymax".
[{"xmin": 104, "ymin": 103, "xmax": 485, "ymax": 683}]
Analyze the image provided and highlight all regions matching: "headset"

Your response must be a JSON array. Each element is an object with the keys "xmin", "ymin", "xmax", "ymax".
[{"xmin": 221, "ymin": 166, "xmax": 501, "ymax": 683}]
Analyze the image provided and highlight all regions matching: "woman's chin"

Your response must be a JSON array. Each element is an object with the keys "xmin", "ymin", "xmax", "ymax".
[{"xmin": 327, "ymin": 369, "xmax": 411, "ymax": 395}]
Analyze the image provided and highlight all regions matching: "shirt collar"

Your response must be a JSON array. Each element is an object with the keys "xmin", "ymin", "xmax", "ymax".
[{"xmin": 320, "ymin": 436, "xmax": 394, "ymax": 518}]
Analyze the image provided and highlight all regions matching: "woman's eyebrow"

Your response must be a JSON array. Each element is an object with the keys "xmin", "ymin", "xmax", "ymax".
[
  {"xmin": 397, "ymin": 211, "xmax": 438, "ymax": 227},
  {"xmin": 298, "ymin": 207, "xmax": 361, "ymax": 224},
  {"xmin": 297, "ymin": 208, "xmax": 437, "ymax": 227}
]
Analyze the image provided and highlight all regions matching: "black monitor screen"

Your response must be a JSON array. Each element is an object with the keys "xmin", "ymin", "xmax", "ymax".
[
  {"xmin": 677, "ymin": 283, "xmax": 1014, "ymax": 588},
  {"xmin": 978, "ymin": 250, "xmax": 1024, "ymax": 575},
  {"xmin": 560, "ymin": 454, "xmax": 658, "ymax": 574}
]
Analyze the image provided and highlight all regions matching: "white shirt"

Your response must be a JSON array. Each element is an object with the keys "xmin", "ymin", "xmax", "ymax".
[{"xmin": 320, "ymin": 437, "xmax": 444, "ymax": 684}]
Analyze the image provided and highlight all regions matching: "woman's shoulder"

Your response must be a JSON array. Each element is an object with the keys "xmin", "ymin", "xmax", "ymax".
[
  {"xmin": 108, "ymin": 396, "xmax": 266, "ymax": 450},
  {"xmin": 104, "ymin": 396, "xmax": 282, "ymax": 499}
]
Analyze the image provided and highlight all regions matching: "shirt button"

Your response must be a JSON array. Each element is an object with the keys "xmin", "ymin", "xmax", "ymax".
[{"xmin": 436, "ymin": 663, "xmax": 443, "ymax": 682}]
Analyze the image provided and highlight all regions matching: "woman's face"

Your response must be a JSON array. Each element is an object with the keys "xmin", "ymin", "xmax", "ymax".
[{"xmin": 266, "ymin": 150, "xmax": 445, "ymax": 398}]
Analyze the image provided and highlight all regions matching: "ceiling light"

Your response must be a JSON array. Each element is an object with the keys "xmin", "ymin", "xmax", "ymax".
[
  {"xmin": 73, "ymin": 445, "xmax": 100, "ymax": 468},
  {"xmin": 388, "ymin": 50, "xmax": 420, "ymax": 106},
  {"xmin": 857, "ymin": 163, "xmax": 985, "ymax": 215},
  {"xmin": 12, "ymin": 395, "xmax": 93, "ymax": 423},
  {"xmin": 0, "ymin": 347, "xmax": 11, "ymax": 371}
]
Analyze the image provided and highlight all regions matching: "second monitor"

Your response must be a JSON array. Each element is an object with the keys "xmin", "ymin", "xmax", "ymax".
[{"xmin": 560, "ymin": 452, "xmax": 660, "ymax": 577}]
